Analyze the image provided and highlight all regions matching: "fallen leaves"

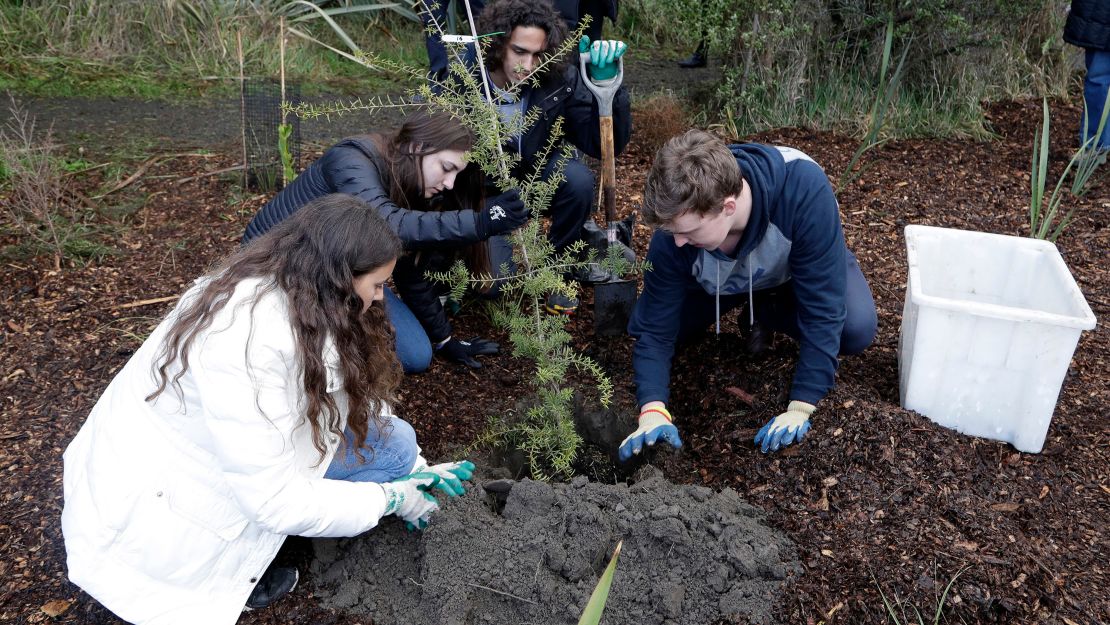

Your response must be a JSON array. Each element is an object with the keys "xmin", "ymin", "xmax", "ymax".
[{"xmin": 41, "ymin": 599, "xmax": 71, "ymax": 617}]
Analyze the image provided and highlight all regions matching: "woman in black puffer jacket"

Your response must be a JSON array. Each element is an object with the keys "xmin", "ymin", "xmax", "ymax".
[
  {"xmin": 244, "ymin": 111, "xmax": 529, "ymax": 372},
  {"xmin": 1065, "ymin": 0, "xmax": 1110, "ymax": 149}
]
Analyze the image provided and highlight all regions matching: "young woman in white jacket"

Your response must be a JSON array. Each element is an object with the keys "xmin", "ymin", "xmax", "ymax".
[{"xmin": 61, "ymin": 194, "xmax": 474, "ymax": 624}]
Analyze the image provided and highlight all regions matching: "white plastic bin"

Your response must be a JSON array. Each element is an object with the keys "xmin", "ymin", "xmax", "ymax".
[{"xmin": 899, "ymin": 225, "xmax": 1097, "ymax": 452}]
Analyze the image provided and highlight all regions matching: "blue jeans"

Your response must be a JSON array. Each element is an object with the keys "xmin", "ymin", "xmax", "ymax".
[
  {"xmin": 385, "ymin": 287, "xmax": 433, "ymax": 374},
  {"xmin": 676, "ymin": 252, "xmax": 877, "ymax": 355},
  {"xmin": 1082, "ymin": 50, "xmax": 1110, "ymax": 150},
  {"xmin": 323, "ymin": 416, "xmax": 419, "ymax": 483}
]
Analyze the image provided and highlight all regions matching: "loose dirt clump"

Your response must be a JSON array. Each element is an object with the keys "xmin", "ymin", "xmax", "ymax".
[{"xmin": 310, "ymin": 466, "xmax": 800, "ymax": 625}]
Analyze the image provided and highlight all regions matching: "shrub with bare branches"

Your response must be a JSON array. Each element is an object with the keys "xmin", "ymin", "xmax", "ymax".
[{"xmin": 0, "ymin": 96, "xmax": 85, "ymax": 270}]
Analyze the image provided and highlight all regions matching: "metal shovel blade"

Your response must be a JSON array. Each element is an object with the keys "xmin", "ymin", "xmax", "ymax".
[{"xmin": 594, "ymin": 279, "xmax": 637, "ymax": 337}]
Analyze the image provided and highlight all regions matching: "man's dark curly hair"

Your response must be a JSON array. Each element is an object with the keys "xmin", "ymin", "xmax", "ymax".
[{"xmin": 479, "ymin": 0, "xmax": 570, "ymax": 79}]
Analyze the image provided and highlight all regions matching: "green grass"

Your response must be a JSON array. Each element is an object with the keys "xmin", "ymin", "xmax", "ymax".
[{"xmin": 0, "ymin": 2, "xmax": 425, "ymax": 101}]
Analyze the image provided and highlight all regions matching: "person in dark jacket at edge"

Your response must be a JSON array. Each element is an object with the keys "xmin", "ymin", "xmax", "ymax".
[
  {"xmin": 1064, "ymin": 0, "xmax": 1110, "ymax": 150},
  {"xmin": 419, "ymin": 0, "xmax": 619, "ymax": 84},
  {"xmin": 451, "ymin": 0, "xmax": 631, "ymax": 314},
  {"xmin": 617, "ymin": 129, "xmax": 878, "ymax": 460},
  {"xmin": 243, "ymin": 111, "xmax": 529, "ymax": 373}
]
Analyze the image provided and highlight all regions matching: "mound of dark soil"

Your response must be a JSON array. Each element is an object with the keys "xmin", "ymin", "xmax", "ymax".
[{"xmin": 311, "ymin": 467, "xmax": 800, "ymax": 625}]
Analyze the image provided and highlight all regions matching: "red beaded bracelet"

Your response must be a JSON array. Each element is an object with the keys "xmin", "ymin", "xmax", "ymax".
[{"xmin": 640, "ymin": 407, "xmax": 672, "ymax": 423}]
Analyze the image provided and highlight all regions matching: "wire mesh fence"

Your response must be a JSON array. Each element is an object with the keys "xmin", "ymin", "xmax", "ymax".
[{"xmin": 240, "ymin": 78, "xmax": 301, "ymax": 192}]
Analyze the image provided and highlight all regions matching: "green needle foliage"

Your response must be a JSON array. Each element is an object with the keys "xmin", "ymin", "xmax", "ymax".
[{"xmin": 288, "ymin": 3, "xmax": 641, "ymax": 480}]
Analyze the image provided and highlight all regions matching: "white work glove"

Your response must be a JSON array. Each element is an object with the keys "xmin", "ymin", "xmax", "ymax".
[
  {"xmin": 618, "ymin": 405, "xmax": 682, "ymax": 461},
  {"xmin": 411, "ymin": 455, "xmax": 476, "ymax": 498},
  {"xmin": 379, "ymin": 471, "xmax": 441, "ymax": 531},
  {"xmin": 753, "ymin": 400, "xmax": 815, "ymax": 453}
]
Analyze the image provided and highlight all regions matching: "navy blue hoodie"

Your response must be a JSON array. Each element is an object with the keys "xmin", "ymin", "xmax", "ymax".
[{"xmin": 628, "ymin": 143, "xmax": 848, "ymax": 407}]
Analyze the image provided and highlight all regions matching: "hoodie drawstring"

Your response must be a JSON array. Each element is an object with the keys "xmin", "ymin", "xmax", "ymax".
[
  {"xmin": 748, "ymin": 256, "xmax": 754, "ymax": 327},
  {"xmin": 715, "ymin": 262, "xmax": 721, "ymax": 335}
]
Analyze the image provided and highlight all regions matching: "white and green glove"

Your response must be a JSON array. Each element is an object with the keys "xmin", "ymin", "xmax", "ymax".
[
  {"xmin": 380, "ymin": 471, "xmax": 441, "ymax": 531},
  {"xmin": 753, "ymin": 401, "xmax": 815, "ymax": 453},
  {"xmin": 579, "ymin": 36, "xmax": 627, "ymax": 84},
  {"xmin": 411, "ymin": 456, "xmax": 476, "ymax": 498}
]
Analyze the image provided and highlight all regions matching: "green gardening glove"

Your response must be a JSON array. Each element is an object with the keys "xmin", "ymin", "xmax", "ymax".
[
  {"xmin": 411, "ymin": 456, "xmax": 476, "ymax": 498},
  {"xmin": 579, "ymin": 36, "xmax": 627, "ymax": 83}
]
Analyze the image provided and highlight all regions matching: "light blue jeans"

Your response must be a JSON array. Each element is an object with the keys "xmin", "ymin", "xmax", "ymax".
[
  {"xmin": 385, "ymin": 287, "xmax": 433, "ymax": 374},
  {"xmin": 323, "ymin": 416, "xmax": 419, "ymax": 483}
]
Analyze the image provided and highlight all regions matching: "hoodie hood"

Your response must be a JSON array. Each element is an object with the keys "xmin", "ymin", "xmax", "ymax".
[{"xmin": 727, "ymin": 143, "xmax": 786, "ymax": 260}]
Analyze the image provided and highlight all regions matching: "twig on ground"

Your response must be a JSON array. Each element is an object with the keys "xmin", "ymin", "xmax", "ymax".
[
  {"xmin": 466, "ymin": 583, "xmax": 537, "ymax": 604},
  {"xmin": 174, "ymin": 164, "xmax": 246, "ymax": 185},
  {"xmin": 93, "ymin": 153, "xmax": 210, "ymax": 199},
  {"xmin": 114, "ymin": 295, "xmax": 180, "ymax": 310}
]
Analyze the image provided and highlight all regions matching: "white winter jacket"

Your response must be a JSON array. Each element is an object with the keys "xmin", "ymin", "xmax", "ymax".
[{"xmin": 62, "ymin": 277, "xmax": 393, "ymax": 624}]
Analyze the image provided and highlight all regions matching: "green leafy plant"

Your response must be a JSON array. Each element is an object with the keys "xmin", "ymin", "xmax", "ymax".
[
  {"xmin": 287, "ymin": 4, "xmax": 641, "ymax": 480},
  {"xmin": 1029, "ymin": 95, "xmax": 1109, "ymax": 241},
  {"xmin": 872, "ymin": 565, "xmax": 969, "ymax": 625},
  {"xmin": 578, "ymin": 541, "xmax": 622, "ymax": 625},
  {"xmin": 839, "ymin": 12, "xmax": 911, "ymax": 190}
]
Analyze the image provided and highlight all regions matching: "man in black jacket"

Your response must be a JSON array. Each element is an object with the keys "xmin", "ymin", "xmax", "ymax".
[
  {"xmin": 1065, "ymin": 0, "xmax": 1110, "ymax": 149},
  {"xmin": 474, "ymin": 0, "xmax": 631, "ymax": 313}
]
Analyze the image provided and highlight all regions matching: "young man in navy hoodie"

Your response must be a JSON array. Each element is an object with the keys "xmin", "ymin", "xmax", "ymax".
[{"xmin": 619, "ymin": 129, "xmax": 877, "ymax": 459}]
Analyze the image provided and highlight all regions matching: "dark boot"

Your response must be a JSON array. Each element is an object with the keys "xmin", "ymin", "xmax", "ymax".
[
  {"xmin": 245, "ymin": 566, "xmax": 299, "ymax": 610},
  {"xmin": 678, "ymin": 41, "xmax": 707, "ymax": 68},
  {"xmin": 746, "ymin": 321, "xmax": 773, "ymax": 355}
]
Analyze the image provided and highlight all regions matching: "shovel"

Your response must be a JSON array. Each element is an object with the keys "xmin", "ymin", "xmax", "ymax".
[{"xmin": 580, "ymin": 44, "xmax": 637, "ymax": 336}]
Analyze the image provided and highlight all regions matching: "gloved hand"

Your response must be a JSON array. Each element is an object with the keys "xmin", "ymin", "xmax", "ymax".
[
  {"xmin": 475, "ymin": 188, "xmax": 529, "ymax": 239},
  {"xmin": 411, "ymin": 456, "xmax": 476, "ymax": 498},
  {"xmin": 618, "ymin": 405, "xmax": 682, "ymax": 462},
  {"xmin": 380, "ymin": 471, "xmax": 441, "ymax": 531},
  {"xmin": 579, "ymin": 36, "xmax": 627, "ymax": 83},
  {"xmin": 435, "ymin": 336, "xmax": 500, "ymax": 369},
  {"xmin": 753, "ymin": 400, "xmax": 815, "ymax": 453}
]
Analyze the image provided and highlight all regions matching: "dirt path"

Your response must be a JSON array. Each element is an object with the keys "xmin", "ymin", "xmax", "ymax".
[{"xmin": 2, "ymin": 56, "xmax": 717, "ymax": 151}]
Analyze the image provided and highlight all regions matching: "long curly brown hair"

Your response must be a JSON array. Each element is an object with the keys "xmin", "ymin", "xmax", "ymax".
[
  {"xmin": 479, "ymin": 0, "xmax": 570, "ymax": 81},
  {"xmin": 147, "ymin": 194, "xmax": 404, "ymax": 464}
]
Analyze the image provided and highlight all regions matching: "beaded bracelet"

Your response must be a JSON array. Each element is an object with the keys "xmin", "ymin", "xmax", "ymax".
[{"xmin": 640, "ymin": 407, "xmax": 672, "ymax": 423}]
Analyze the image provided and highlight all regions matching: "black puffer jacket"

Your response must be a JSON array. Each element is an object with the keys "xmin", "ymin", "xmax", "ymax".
[
  {"xmin": 1065, "ymin": 0, "xmax": 1110, "ymax": 51},
  {"xmin": 243, "ymin": 137, "xmax": 482, "ymax": 249},
  {"xmin": 243, "ymin": 137, "xmax": 472, "ymax": 343}
]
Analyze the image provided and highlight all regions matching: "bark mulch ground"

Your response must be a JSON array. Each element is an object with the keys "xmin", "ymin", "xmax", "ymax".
[{"xmin": 0, "ymin": 98, "xmax": 1106, "ymax": 625}]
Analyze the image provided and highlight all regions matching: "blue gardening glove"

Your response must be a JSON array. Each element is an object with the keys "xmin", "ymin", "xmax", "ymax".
[
  {"xmin": 380, "ymin": 471, "xmax": 441, "ymax": 531},
  {"xmin": 475, "ymin": 188, "xmax": 529, "ymax": 239},
  {"xmin": 412, "ymin": 456, "xmax": 476, "ymax": 498},
  {"xmin": 753, "ymin": 401, "xmax": 815, "ymax": 453},
  {"xmin": 618, "ymin": 406, "xmax": 682, "ymax": 462},
  {"xmin": 579, "ymin": 36, "xmax": 627, "ymax": 83},
  {"xmin": 435, "ymin": 336, "xmax": 500, "ymax": 369}
]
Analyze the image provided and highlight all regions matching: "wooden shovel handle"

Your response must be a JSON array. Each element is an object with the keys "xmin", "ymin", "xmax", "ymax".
[{"xmin": 600, "ymin": 115, "xmax": 616, "ymax": 223}]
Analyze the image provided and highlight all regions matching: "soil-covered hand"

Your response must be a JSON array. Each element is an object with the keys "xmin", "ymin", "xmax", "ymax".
[
  {"xmin": 435, "ymin": 336, "xmax": 500, "ymax": 369},
  {"xmin": 380, "ymin": 472, "xmax": 441, "ymax": 530},
  {"xmin": 618, "ymin": 405, "xmax": 682, "ymax": 461},
  {"xmin": 753, "ymin": 401, "xmax": 814, "ymax": 453},
  {"xmin": 416, "ymin": 460, "xmax": 475, "ymax": 498}
]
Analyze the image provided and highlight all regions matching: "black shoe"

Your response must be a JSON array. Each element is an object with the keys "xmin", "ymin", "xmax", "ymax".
[
  {"xmin": 678, "ymin": 43, "xmax": 707, "ymax": 68},
  {"xmin": 746, "ymin": 321, "xmax": 772, "ymax": 355},
  {"xmin": 544, "ymin": 291, "xmax": 579, "ymax": 315},
  {"xmin": 245, "ymin": 566, "xmax": 299, "ymax": 610}
]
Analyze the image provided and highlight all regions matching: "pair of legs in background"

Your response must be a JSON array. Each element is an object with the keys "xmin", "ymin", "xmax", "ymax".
[
  {"xmin": 1081, "ymin": 49, "xmax": 1110, "ymax": 149},
  {"xmin": 386, "ymin": 155, "xmax": 595, "ymax": 373},
  {"xmin": 676, "ymin": 253, "xmax": 878, "ymax": 356}
]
